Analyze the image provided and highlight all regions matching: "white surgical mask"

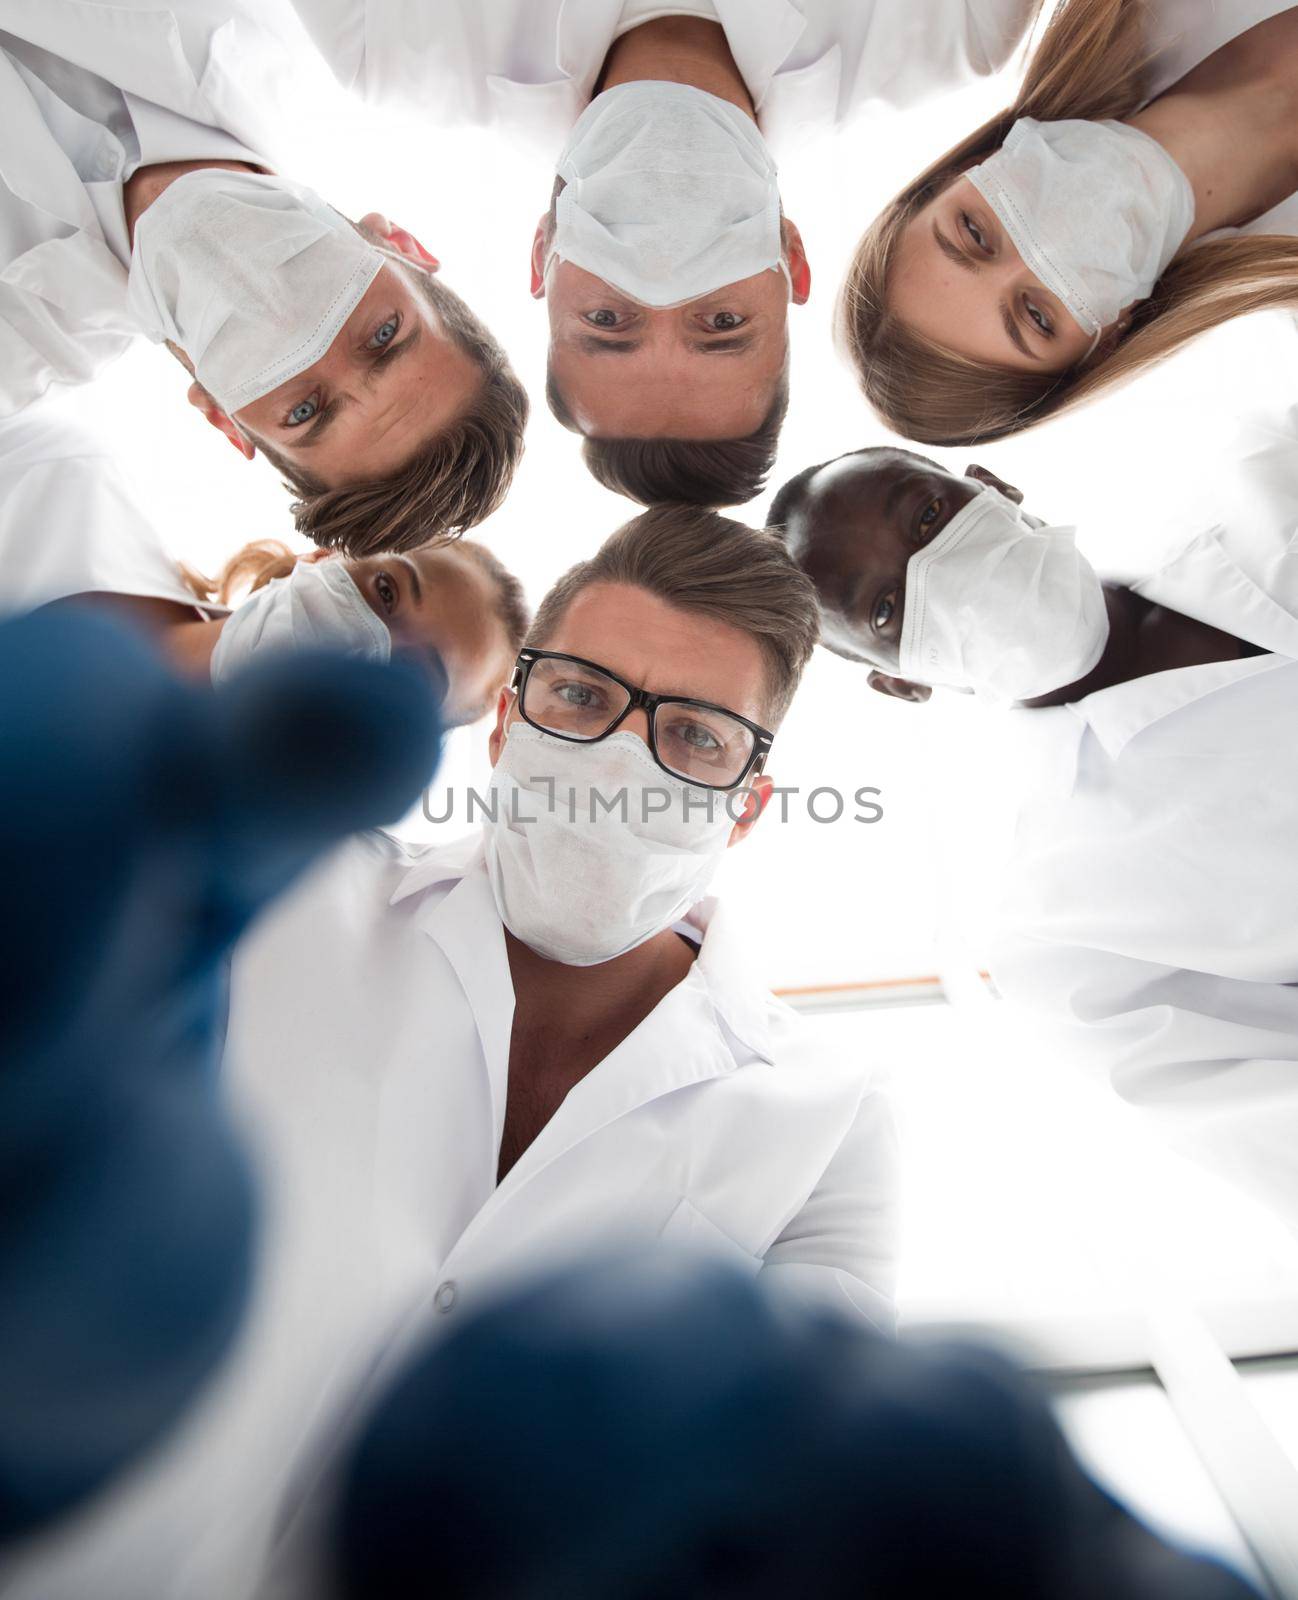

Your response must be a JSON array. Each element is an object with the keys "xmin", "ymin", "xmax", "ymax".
[
  {"xmin": 128, "ymin": 170, "xmax": 385, "ymax": 415},
  {"xmin": 210, "ymin": 559, "xmax": 391, "ymax": 685},
  {"xmin": 551, "ymin": 81, "xmax": 787, "ymax": 308},
  {"xmin": 482, "ymin": 722, "xmax": 736, "ymax": 966},
  {"xmin": 967, "ymin": 118, "xmax": 1195, "ymax": 340},
  {"xmin": 899, "ymin": 486, "xmax": 1108, "ymax": 704}
]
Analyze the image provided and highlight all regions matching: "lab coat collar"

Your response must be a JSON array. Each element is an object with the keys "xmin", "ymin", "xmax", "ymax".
[
  {"xmin": 1070, "ymin": 653, "xmax": 1291, "ymax": 763},
  {"xmin": 393, "ymin": 838, "xmax": 513, "ymax": 1141},
  {"xmin": 388, "ymin": 838, "xmax": 776, "ymax": 1069},
  {"xmin": 676, "ymin": 895, "xmax": 776, "ymax": 1068},
  {"xmin": 1133, "ymin": 525, "xmax": 1298, "ymax": 660},
  {"xmin": 711, "ymin": 0, "xmax": 809, "ymax": 114}
]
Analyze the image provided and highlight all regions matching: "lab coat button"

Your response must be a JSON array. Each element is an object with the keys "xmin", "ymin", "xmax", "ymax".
[{"xmin": 434, "ymin": 1280, "xmax": 457, "ymax": 1313}]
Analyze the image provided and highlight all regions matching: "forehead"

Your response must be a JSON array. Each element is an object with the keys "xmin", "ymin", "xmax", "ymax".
[
  {"xmin": 537, "ymin": 581, "xmax": 769, "ymax": 722},
  {"xmin": 791, "ymin": 452, "xmax": 954, "ymax": 561}
]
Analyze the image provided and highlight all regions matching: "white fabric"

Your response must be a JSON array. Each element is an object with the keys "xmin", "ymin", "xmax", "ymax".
[
  {"xmin": 128, "ymin": 169, "xmax": 383, "ymax": 414},
  {"xmin": 482, "ymin": 722, "xmax": 735, "ymax": 964},
  {"xmin": 0, "ymin": 0, "xmax": 289, "ymax": 418},
  {"xmin": 898, "ymin": 485, "xmax": 1109, "ymax": 703},
  {"xmin": 991, "ymin": 407, "xmax": 1298, "ymax": 1229},
  {"xmin": 0, "ymin": 399, "xmax": 221, "ymax": 618},
  {"xmin": 209, "ymin": 558, "xmax": 390, "ymax": 685},
  {"xmin": 552, "ymin": 81, "xmax": 785, "ymax": 306},
  {"xmin": 614, "ymin": 0, "xmax": 721, "ymax": 37},
  {"xmin": 0, "ymin": 831, "xmax": 897, "ymax": 1598},
  {"xmin": 286, "ymin": 0, "xmax": 1041, "ymax": 146},
  {"xmin": 968, "ymin": 118, "xmax": 1195, "ymax": 339}
]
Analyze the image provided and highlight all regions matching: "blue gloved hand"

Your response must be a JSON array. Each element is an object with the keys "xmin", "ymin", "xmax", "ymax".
[
  {"xmin": 0, "ymin": 608, "xmax": 441, "ymax": 1543},
  {"xmin": 335, "ymin": 1254, "xmax": 1261, "ymax": 1600}
]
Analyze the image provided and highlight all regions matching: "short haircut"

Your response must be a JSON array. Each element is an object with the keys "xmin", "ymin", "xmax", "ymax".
[
  {"xmin": 526, "ymin": 504, "xmax": 819, "ymax": 724},
  {"xmin": 547, "ymin": 364, "xmax": 789, "ymax": 508},
  {"xmin": 259, "ymin": 267, "xmax": 529, "ymax": 557},
  {"xmin": 452, "ymin": 540, "xmax": 531, "ymax": 725},
  {"xmin": 458, "ymin": 541, "xmax": 531, "ymax": 663}
]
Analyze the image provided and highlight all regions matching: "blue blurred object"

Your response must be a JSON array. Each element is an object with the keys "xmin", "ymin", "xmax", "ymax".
[
  {"xmin": 0, "ymin": 607, "xmax": 441, "ymax": 1542},
  {"xmin": 336, "ymin": 1255, "xmax": 1261, "ymax": 1600}
]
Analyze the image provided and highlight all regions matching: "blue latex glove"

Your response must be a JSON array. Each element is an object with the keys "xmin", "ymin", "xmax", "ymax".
[
  {"xmin": 336, "ymin": 1255, "xmax": 1261, "ymax": 1600},
  {"xmin": 0, "ymin": 608, "xmax": 441, "ymax": 1542}
]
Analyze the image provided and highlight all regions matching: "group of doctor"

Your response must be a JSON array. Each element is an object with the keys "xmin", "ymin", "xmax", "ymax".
[{"xmin": 2, "ymin": 0, "xmax": 1298, "ymax": 1594}]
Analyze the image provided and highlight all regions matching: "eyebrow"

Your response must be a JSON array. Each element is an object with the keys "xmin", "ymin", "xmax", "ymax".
[
  {"xmin": 575, "ymin": 335, "xmax": 641, "ymax": 355},
  {"xmin": 573, "ymin": 332, "xmax": 758, "ymax": 358},
  {"xmin": 292, "ymin": 394, "xmax": 351, "ymax": 449},
  {"xmin": 290, "ymin": 326, "xmax": 424, "ymax": 449},
  {"xmin": 370, "ymin": 322, "xmax": 423, "ymax": 376},
  {"xmin": 688, "ymin": 334, "xmax": 756, "ymax": 356},
  {"xmin": 999, "ymin": 302, "xmax": 1037, "ymax": 361},
  {"xmin": 932, "ymin": 222, "xmax": 976, "ymax": 273},
  {"xmin": 396, "ymin": 555, "xmax": 423, "ymax": 604}
]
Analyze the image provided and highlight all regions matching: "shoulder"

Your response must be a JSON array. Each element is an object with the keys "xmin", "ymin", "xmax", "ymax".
[{"xmin": 237, "ymin": 829, "xmax": 478, "ymax": 954}]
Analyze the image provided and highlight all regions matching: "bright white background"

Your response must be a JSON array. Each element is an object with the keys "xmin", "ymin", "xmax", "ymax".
[{"xmin": 35, "ymin": 7, "xmax": 1298, "ymax": 1571}]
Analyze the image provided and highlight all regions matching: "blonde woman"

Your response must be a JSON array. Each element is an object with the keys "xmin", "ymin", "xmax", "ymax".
[
  {"xmin": 840, "ymin": 1, "xmax": 1298, "ymax": 445},
  {"xmin": 1, "ymin": 403, "xmax": 528, "ymax": 726}
]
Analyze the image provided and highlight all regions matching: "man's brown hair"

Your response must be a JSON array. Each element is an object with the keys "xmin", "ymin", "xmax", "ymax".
[
  {"xmin": 526, "ymin": 504, "xmax": 819, "ymax": 723},
  {"xmin": 259, "ymin": 268, "xmax": 529, "ymax": 557},
  {"xmin": 546, "ymin": 364, "xmax": 788, "ymax": 508}
]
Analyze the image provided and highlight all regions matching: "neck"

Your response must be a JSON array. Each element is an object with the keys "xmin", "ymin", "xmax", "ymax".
[
  {"xmin": 597, "ymin": 17, "xmax": 756, "ymax": 121},
  {"xmin": 506, "ymin": 924, "xmax": 697, "ymax": 1036},
  {"xmin": 1023, "ymin": 584, "xmax": 1256, "ymax": 707},
  {"xmin": 1128, "ymin": 10, "xmax": 1298, "ymax": 239}
]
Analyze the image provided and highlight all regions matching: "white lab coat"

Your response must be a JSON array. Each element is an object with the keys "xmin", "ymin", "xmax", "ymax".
[
  {"xmin": 0, "ymin": 828, "xmax": 897, "ymax": 1600},
  {"xmin": 991, "ymin": 406, "xmax": 1298, "ymax": 1229},
  {"xmin": 0, "ymin": 399, "xmax": 220, "ymax": 617},
  {"xmin": 1144, "ymin": 0, "xmax": 1298, "ymax": 237},
  {"xmin": 0, "ymin": 0, "xmax": 292, "ymax": 416},
  {"xmin": 227, "ymin": 828, "xmax": 898, "ymax": 1331},
  {"xmin": 287, "ymin": 0, "xmax": 1040, "ymax": 146}
]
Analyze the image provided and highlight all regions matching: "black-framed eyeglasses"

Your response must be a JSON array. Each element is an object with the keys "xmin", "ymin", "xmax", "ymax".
[{"xmin": 510, "ymin": 649, "xmax": 774, "ymax": 791}]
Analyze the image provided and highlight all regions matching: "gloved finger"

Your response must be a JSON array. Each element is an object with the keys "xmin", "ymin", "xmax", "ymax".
[
  {"xmin": 0, "ymin": 610, "xmax": 190, "ymax": 1051},
  {"xmin": 201, "ymin": 648, "xmax": 442, "ymax": 915}
]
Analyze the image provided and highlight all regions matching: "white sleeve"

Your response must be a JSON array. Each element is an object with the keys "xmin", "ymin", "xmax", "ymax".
[
  {"xmin": 997, "ymin": 936, "xmax": 1298, "ymax": 1234},
  {"xmin": 760, "ymin": 1081, "xmax": 900, "ymax": 1337}
]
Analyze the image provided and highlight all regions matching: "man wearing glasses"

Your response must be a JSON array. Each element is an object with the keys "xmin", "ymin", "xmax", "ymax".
[{"xmin": 189, "ymin": 504, "xmax": 897, "ymax": 1595}]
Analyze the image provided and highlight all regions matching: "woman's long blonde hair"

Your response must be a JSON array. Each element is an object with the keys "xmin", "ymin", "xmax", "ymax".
[
  {"xmin": 839, "ymin": 0, "xmax": 1298, "ymax": 446},
  {"xmin": 181, "ymin": 540, "xmax": 301, "ymax": 608}
]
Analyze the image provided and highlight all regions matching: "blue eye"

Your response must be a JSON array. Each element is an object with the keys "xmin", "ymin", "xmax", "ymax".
[
  {"xmin": 286, "ymin": 396, "xmax": 319, "ymax": 427},
  {"xmin": 369, "ymin": 316, "xmax": 400, "ymax": 350}
]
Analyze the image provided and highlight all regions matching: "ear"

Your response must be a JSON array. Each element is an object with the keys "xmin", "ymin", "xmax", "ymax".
[
  {"xmin": 530, "ymin": 218, "xmax": 549, "ymax": 299},
  {"xmin": 964, "ymin": 463, "xmax": 1022, "ymax": 504},
  {"xmin": 783, "ymin": 218, "xmax": 811, "ymax": 306},
  {"xmin": 487, "ymin": 687, "xmax": 514, "ymax": 765},
  {"xmin": 187, "ymin": 382, "xmax": 256, "ymax": 461},
  {"xmin": 868, "ymin": 670, "xmax": 931, "ymax": 704},
  {"xmin": 726, "ymin": 773, "xmax": 772, "ymax": 847},
  {"xmin": 357, "ymin": 211, "xmax": 440, "ymax": 271}
]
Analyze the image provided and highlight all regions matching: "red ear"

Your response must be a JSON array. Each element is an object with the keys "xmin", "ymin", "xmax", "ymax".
[
  {"xmin": 783, "ymin": 218, "xmax": 811, "ymax": 305},
  {"xmin": 357, "ymin": 211, "xmax": 440, "ymax": 270},
  {"xmin": 387, "ymin": 224, "xmax": 440, "ymax": 271},
  {"xmin": 530, "ymin": 218, "xmax": 549, "ymax": 299},
  {"xmin": 187, "ymin": 382, "xmax": 256, "ymax": 460}
]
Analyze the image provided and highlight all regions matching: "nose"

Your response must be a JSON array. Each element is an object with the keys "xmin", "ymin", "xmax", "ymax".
[{"xmin": 619, "ymin": 707, "xmax": 653, "ymax": 746}]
